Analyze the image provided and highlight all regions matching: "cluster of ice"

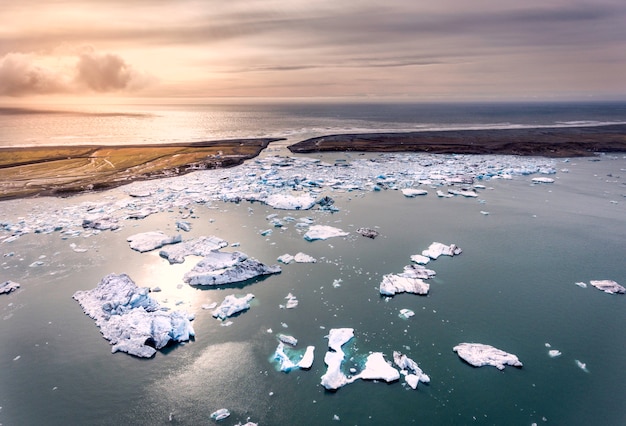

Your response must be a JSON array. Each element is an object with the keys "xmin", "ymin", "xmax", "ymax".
[
  {"xmin": 159, "ymin": 236, "xmax": 229, "ymax": 264},
  {"xmin": 126, "ymin": 231, "xmax": 181, "ymax": 253},
  {"xmin": 212, "ymin": 294, "xmax": 255, "ymax": 320},
  {"xmin": 589, "ymin": 279, "xmax": 625, "ymax": 294},
  {"xmin": 183, "ymin": 251, "xmax": 281, "ymax": 286},
  {"xmin": 0, "ymin": 153, "xmax": 556, "ymax": 243},
  {"xmin": 264, "ymin": 193, "xmax": 317, "ymax": 210},
  {"xmin": 320, "ymin": 328, "xmax": 427, "ymax": 391},
  {"xmin": 453, "ymin": 343, "xmax": 523, "ymax": 370},
  {"xmin": 393, "ymin": 351, "xmax": 430, "ymax": 389},
  {"xmin": 379, "ymin": 274, "xmax": 430, "ymax": 296},
  {"xmin": 303, "ymin": 225, "xmax": 349, "ymax": 241},
  {"xmin": 210, "ymin": 408, "xmax": 230, "ymax": 421},
  {"xmin": 72, "ymin": 273, "xmax": 195, "ymax": 358},
  {"xmin": 0, "ymin": 280, "xmax": 20, "ymax": 294},
  {"xmin": 277, "ymin": 252, "xmax": 317, "ymax": 264},
  {"xmin": 280, "ymin": 293, "xmax": 298, "ymax": 309}
]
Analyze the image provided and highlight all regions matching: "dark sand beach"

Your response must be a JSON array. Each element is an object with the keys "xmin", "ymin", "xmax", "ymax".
[
  {"xmin": 0, "ymin": 138, "xmax": 282, "ymax": 200},
  {"xmin": 288, "ymin": 124, "xmax": 626, "ymax": 157},
  {"xmin": 2, "ymin": 124, "xmax": 626, "ymax": 200}
]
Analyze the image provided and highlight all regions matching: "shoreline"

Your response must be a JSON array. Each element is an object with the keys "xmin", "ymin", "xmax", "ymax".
[
  {"xmin": 0, "ymin": 138, "xmax": 283, "ymax": 200},
  {"xmin": 287, "ymin": 124, "xmax": 626, "ymax": 157},
  {"xmin": 2, "ymin": 124, "xmax": 626, "ymax": 200}
]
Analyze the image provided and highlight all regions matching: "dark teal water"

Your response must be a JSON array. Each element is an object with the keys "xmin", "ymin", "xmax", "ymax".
[{"xmin": 0, "ymin": 151, "xmax": 624, "ymax": 425}]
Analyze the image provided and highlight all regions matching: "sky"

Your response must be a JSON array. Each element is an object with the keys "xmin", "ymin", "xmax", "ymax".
[{"xmin": 1, "ymin": 0, "xmax": 626, "ymax": 102}]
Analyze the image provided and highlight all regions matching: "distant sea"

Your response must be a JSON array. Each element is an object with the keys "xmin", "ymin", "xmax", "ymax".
[
  {"xmin": 2, "ymin": 100, "xmax": 626, "ymax": 148},
  {"xmin": 0, "ymin": 100, "xmax": 625, "ymax": 425}
]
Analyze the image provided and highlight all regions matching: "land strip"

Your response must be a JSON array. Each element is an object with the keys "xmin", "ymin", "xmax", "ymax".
[
  {"xmin": 0, "ymin": 138, "xmax": 283, "ymax": 200},
  {"xmin": 287, "ymin": 124, "xmax": 626, "ymax": 157}
]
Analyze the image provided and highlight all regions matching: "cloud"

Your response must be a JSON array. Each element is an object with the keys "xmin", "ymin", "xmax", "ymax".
[{"xmin": 0, "ymin": 49, "xmax": 154, "ymax": 96}]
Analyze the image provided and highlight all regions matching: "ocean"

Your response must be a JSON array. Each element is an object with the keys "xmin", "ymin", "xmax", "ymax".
[{"xmin": 0, "ymin": 100, "xmax": 625, "ymax": 425}]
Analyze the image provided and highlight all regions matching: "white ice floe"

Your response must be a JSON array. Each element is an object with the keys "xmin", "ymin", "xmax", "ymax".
[
  {"xmin": 453, "ymin": 343, "xmax": 523, "ymax": 370},
  {"xmin": 574, "ymin": 282, "xmax": 587, "ymax": 288},
  {"xmin": 159, "ymin": 236, "xmax": 228, "ymax": 264},
  {"xmin": 589, "ymin": 279, "xmax": 625, "ymax": 294},
  {"xmin": 401, "ymin": 264, "xmax": 437, "ymax": 279},
  {"xmin": 126, "ymin": 231, "xmax": 182, "ymax": 253},
  {"xmin": 398, "ymin": 308, "xmax": 415, "ymax": 319},
  {"xmin": 183, "ymin": 251, "xmax": 281, "ymax": 286},
  {"xmin": 277, "ymin": 334, "xmax": 298, "ymax": 346},
  {"xmin": 320, "ymin": 328, "xmax": 354, "ymax": 390},
  {"xmin": 379, "ymin": 274, "xmax": 429, "ymax": 296},
  {"xmin": 72, "ymin": 273, "xmax": 195, "ymax": 358},
  {"xmin": 532, "ymin": 177, "xmax": 555, "ymax": 183},
  {"xmin": 393, "ymin": 351, "xmax": 430, "ymax": 389},
  {"xmin": 304, "ymin": 225, "xmax": 349, "ymax": 241},
  {"xmin": 410, "ymin": 254, "xmax": 431, "ymax": 265},
  {"xmin": 401, "ymin": 188, "xmax": 428, "ymax": 197},
  {"xmin": 294, "ymin": 252, "xmax": 317, "ymax": 263},
  {"xmin": 212, "ymin": 293, "xmax": 255, "ymax": 320},
  {"xmin": 273, "ymin": 342, "xmax": 315, "ymax": 371},
  {"xmin": 210, "ymin": 408, "xmax": 230, "ymax": 421},
  {"xmin": 421, "ymin": 242, "xmax": 462, "ymax": 260},
  {"xmin": 282, "ymin": 293, "xmax": 299, "ymax": 309},
  {"xmin": 575, "ymin": 360, "xmax": 589, "ymax": 372},
  {"xmin": 548, "ymin": 350, "xmax": 562, "ymax": 358},
  {"xmin": 448, "ymin": 189, "xmax": 478, "ymax": 198},
  {"xmin": 355, "ymin": 352, "xmax": 400, "ymax": 382},
  {"xmin": 277, "ymin": 254, "xmax": 294, "ymax": 264},
  {"xmin": 82, "ymin": 214, "xmax": 120, "ymax": 231},
  {"xmin": 264, "ymin": 193, "xmax": 317, "ymax": 210},
  {"xmin": 0, "ymin": 280, "xmax": 20, "ymax": 294}
]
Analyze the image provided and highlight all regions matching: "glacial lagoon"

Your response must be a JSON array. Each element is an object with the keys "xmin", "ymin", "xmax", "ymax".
[{"xmin": 1, "ymin": 151, "xmax": 625, "ymax": 425}]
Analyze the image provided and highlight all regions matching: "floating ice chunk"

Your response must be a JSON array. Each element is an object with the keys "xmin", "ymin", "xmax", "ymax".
[
  {"xmin": 401, "ymin": 188, "xmax": 428, "ymax": 197},
  {"xmin": 532, "ymin": 177, "xmax": 555, "ymax": 183},
  {"xmin": 379, "ymin": 274, "xmax": 429, "ymax": 296},
  {"xmin": 184, "ymin": 251, "xmax": 281, "ymax": 286},
  {"xmin": 575, "ymin": 360, "xmax": 589, "ymax": 372},
  {"xmin": 398, "ymin": 308, "xmax": 415, "ymax": 319},
  {"xmin": 284, "ymin": 293, "xmax": 298, "ymax": 309},
  {"xmin": 69, "ymin": 243, "xmax": 88, "ymax": 253},
  {"xmin": 393, "ymin": 351, "xmax": 430, "ymax": 388},
  {"xmin": 82, "ymin": 215, "xmax": 119, "ymax": 231},
  {"xmin": 304, "ymin": 225, "xmax": 349, "ymax": 241},
  {"xmin": 320, "ymin": 328, "xmax": 354, "ymax": 390},
  {"xmin": 421, "ymin": 242, "xmax": 462, "ymax": 260},
  {"xmin": 480, "ymin": 211, "xmax": 490, "ymax": 215},
  {"xmin": 354, "ymin": 352, "xmax": 400, "ymax": 383},
  {"xmin": 574, "ymin": 282, "xmax": 587, "ymax": 288},
  {"xmin": 548, "ymin": 350, "xmax": 562, "ymax": 358},
  {"xmin": 278, "ymin": 334, "xmax": 298, "ymax": 346},
  {"xmin": 127, "ymin": 231, "xmax": 182, "ymax": 253},
  {"xmin": 332, "ymin": 279, "xmax": 343, "ymax": 288},
  {"xmin": 356, "ymin": 227, "xmax": 380, "ymax": 239},
  {"xmin": 72, "ymin": 273, "xmax": 194, "ymax": 358},
  {"xmin": 589, "ymin": 280, "xmax": 625, "ymax": 294},
  {"xmin": 260, "ymin": 229, "xmax": 272, "ymax": 236},
  {"xmin": 210, "ymin": 408, "xmax": 230, "ymax": 421},
  {"xmin": 453, "ymin": 343, "xmax": 522, "ymax": 370},
  {"xmin": 265, "ymin": 194, "xmax": 317, "ymax": 210},
  {"xmin": 436, "ymin": 190, "xmax": 454, "ymax": 198},
  {"xmin": 176, "ymin": 221, "xmax": 191, "ymax": 232},
  {"xmin": 277, "ymin": 254, "xmax": 294, "ymax": 264},
  {"xmin": 410, "ymin": 254, "xmax": 430, "ymax": 265},
  {"xmin": 294, "ymin": 252, "xmax": 317, "ymax": 263},
  {"xmin": 273, "ymin": 342, "xmax": 315, "ymax": 371},
  {"xmin": 448, "ymin": 189, "xmax": 478, "ymax": 198},
  {"xmin": 0, "ymin": 280, "xmax": 20, "ymax": 294},
  {"xmin": 402, "ymin": 264, "xmax": 436, "ymax": 279},
  {"xmin": 212, "ymin": 294, "xmax": 255, "ymax": 320},
  {"xmin": 159, "ymin": 236, "xmax": 229, "ymax": 264}
]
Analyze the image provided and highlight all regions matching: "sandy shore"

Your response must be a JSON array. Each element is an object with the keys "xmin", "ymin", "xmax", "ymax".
[
  {"xmin": 287, "ymin": 124, "xmax": 626, "ymax": 157},
  {"xmin": 0, "ymin": 138, "xmax": 282, "ymax": 200}
]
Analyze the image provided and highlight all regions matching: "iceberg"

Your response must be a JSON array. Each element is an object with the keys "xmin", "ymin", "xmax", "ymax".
[
  {"xmin": 277, "ymin": 334, "xmax": 298, "ymax": 346},
  {"xmin": 210, "ymin": 408, "xmax": 230, "ymax": 421},
  {"xmin": 294, "ymin": 252, "xmax": 317, "ymax": 263},
  {"xmin": 183, "ymin": 251, "xmax": 281, "ymax": 286},
  {"xmin": 273, "ymin": 342, "xmax": 315, "ymax": 371},
  {"xmin": 398, "ymin": 308, "xmax": 415, "ymax": 319},
  {"xmin": 548, "ymin": 350, "xmax": 562, "ymax": 358},
  {"xmin": 379, "ymin": 274, "xmax": 429, "ymax": 296},
  {"xmin": 589, "ymin": 279, "xmax": 625, "ymax": 294},
  {"xmin": 0, "ymin": 280, "xmax": 20, "ymax": 294},
  {"xmin": 393, "ymin": 351, "xmax": 430, "ymax": 389},
  {"xmin": 72, "ymin": 273, "xmax": 195, "ymax": 358},
  {"xmin": 304, "ymin": 225, "xmax": 349, "ymax": 241},
  {"xmin": 401, "ymin": 264, "xmax": 437, "ymax": 279},
  {"xmin": 82, "ymin": 215, "xmax": 119, "ymax": 231},
  {"xmin": 410, "ymin": 254, "xmax": 431, "ymax": 265},
  {"xmin": 277, "ymin": 254, "xmax": 294, "ymax": 264},
  {"xmin": 356, "ymin": 227, "xmax": 380, "ymax": 239},
  {"xmin": 421, "ymin": 242, "xmax": 462, "ymax": 260},
  {"xmin": 532, "ymin": 177, "xmax": 555, "ymax": 183},
  {"xmin": 448, "ymin": 189, "xmax": 478, "ymax": 198},
  {"xmin": 264, "ymin": 193, "xmax": 317, "ymax": 210},
  {"xmin": 355, "ymin": 352, "xmax": 400, "ymax": 383},
  {"xmin": 453, "ymin": 343, "xmax": 523, "ymax": 370},
  {"xmin": 401, "ymin": 188, "xmax": 428, "ymax": 197},
  {"xmin": 126, "ymin": 231, "xmax": 182, "ymax": 253},
  {"xmin": 212, "ymin": 293, "xmax": 255, "ymax": 320},
  {"xmin": 320, "ymin": 328, "xmax": 354, "ymax": 390},
  {"xmin": 159, "ymin": 236, "xmax": 228, "ymax": 264}
]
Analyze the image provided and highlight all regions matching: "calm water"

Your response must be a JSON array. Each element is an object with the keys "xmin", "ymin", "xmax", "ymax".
[{"xmin": 0, "ymin": 102, "xmax": 625, "ymax": 425}]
